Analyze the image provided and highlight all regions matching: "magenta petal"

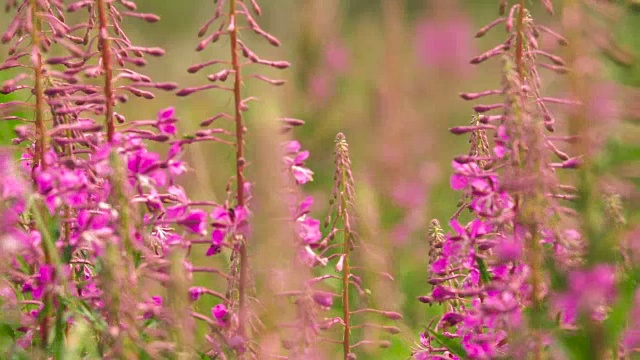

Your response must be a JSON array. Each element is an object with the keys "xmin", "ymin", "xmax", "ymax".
[
  {"xmin": 179, "ymin": 209, "xmax": 207, "ymax": 234},
  {"xmin": 211, "ymin": 229, "xmax": 225, "ymax": 245},
  {"xmin": 470, "ymin": 178, "xmax": 491, "ymax": 193},
  {"xmin": 151, "ymin": 296, "xmax": 163, "ymax": 306},
  {"xmin": 206, "ymin": 245, "xmax": 220, "ymax": 256},
  {"xmin": 431, "ymin": 257, "xmax": 447, "ymax": 275},
  {"xmin": 495, "ymin": 241, "xmax": 522, "ymax": 263},
  {"xmin": 449, "ymin": 218, "xmax": 465, "ymax": 236},
  {"xmin": 298, "ymin": 196, "xmax": 314, "ymax": 215},
  {"xmin": 35, "ymin": 172, "xmax": 54, "ymax": 194},
  {"xmin": 168, "ymin": 185, "xmax": 188, "ymax": 202},
  {"xmin": 283, "ymin": 140, "xmax": 301, "ymax": 153},
  {"xmin": 211, "ymin": 206, "xmax": 230, "ymax": 223},
  {"xmin": 292, "ymin": 166, "xmax": 314, "ymax": 184},
  {"xmin": 168, "ymin": 143, "xmax": 182, "ymax": 158},
  {"xmin": 293, "ymin": 150, "xmax": 310, "ymax": 164},
  {"xmin": 158, "ymin": 106, "xmax": 175, "ymax": 121},
  {"xmin": 212, "ymin": 303, "xmax": 228, "ymax": 321},
  {"xmin": 233, "ymin": 206, "xmax": 250, "ymax": 223},
  {"xmin": 497, "ymin": 125, "xmax": 508, "ymax": 140},
  {"xmin": 189, "ymin": 287, "xmax": 205, "ymax": 301},
  {"xmin": 297, "ymin": 216, "xmax": 321, "ymax": 244},
  {"xmin": 166, "ymin": 205, "xmax": 187, "ymax": 220},
  {"xmin": 450, "ymin": 174, "xmax": 468, "ymax": 190},
  {"xmin": 470, "ymin": 219, "xmax": 489, "ymax": 238},
  {"xmin": 159, "ymin": 122, "xmax": 177, "ymax": 135},
  {"xmin": 451, "ymin": 159, "xmax": 466, "ymax": 172}
]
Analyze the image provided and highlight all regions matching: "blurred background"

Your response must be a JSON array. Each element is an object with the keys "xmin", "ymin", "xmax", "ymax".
[{"xmin": 1, "ymin": 1, "xmax": 639, "ymax": 357}]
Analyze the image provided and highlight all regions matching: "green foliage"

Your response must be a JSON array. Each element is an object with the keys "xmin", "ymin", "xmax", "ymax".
[
  {"xmin": 428, "ymin": 329, "xmax": 468, "ymax": 358},
  {"xmin": 475, "ymin": 256, "xmax": 491, "ymax": 285}
]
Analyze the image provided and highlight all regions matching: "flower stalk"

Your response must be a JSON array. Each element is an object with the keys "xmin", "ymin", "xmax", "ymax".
[
  {"xmin": 96, "ymin": 0, "xmax": 115, "ymax": 142},
  {"xmin": 228, "ymin": 0, "xmax": 249, "ymax": 343},
  {"xmin": 28, "ymin": 0, "xmax": 45, "ymax": 171}
]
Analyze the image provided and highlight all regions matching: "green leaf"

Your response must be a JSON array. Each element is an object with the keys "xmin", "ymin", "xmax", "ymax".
[
  {"xmin": 597, "ymin": 140, "xmax": 640, "ymax": 170},
  {"xmin": 0, "ymin": 323, "xmax": 16, "ymax": 340},
  {"xmin": 428, "ymin": 329, "xmax": 468, "ymax": 358},
  {"xmin": 475, "ymin": 256, "xmax": 491, "ymax": 285},
  {"xmin": 50, "ymin": 302, "xmax": 66, "ymax": 358},
  {"xmin": 603, "ymin": 274, "xmax": 638, "ymax": 346},
  {"xmin": 0, "ymin": 88, "xmax": 25, "ymax": 147},
  {"xmin": 557, "ymin": 331, "xmax": 596, "ymax": 360},
  {"xmin": 196, "ymin": 350, "xmax": 211, "ymax": 360}
]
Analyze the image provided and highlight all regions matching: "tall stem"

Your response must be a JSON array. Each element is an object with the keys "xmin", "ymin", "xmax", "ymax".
[
  {"xmin": 228, "ymin": 0, "xmax": 248, "ymax": 340},
  {"xmin": 514, "ymin": 3, "xmax": 543, "ymax": 359},
  {"xmin": 562, "ymin": 1, "xmax": 607, "ymax": 357},
  {"xmin": 515, "ymin": 0, "xmax": 526, "ymax": 80},
  {"xmin": 28, "ymin": 0, "xmax": 50, "ymax": 346},
  {"xmin": 29, "ymin": 0, "xmax": 45, "ymax": 171},
  {"xmin": 340, "ymin": 165, "xmax": 351, "ymax": 359},
  {"xmin": 96, "ymin": 0, "xmax": 114, "ymax": 142}
]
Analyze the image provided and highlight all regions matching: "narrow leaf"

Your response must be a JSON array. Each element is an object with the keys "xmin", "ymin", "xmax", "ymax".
[
  {"xmin": 475, "ymin": 256, "xmax": 491, "ymax": 284},
  {"xmin": 429, "ymin": 329, "xmax": 469, "ymax": 358}
]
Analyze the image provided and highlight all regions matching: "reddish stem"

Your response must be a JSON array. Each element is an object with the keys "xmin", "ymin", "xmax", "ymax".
[
  {"xmin": 29, "ymin": 0, "xmax": 45, "ymax": 172},
  {"xmin": 515, "ymin": 0, "xmax": 526, "ymax": 80},
  {"xmin": 97, "ymin": 0, "xmax": 115, "ymax": 142},
  {"xmin": 28, "ymin": 0, "xmax": 51, "ymax": 347},
  {"xmin": 228, "ymin": 0, "xmax": 249, "ymax": 342}
]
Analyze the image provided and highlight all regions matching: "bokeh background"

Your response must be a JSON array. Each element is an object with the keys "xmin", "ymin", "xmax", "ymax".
[{"xmin": 1, "ymin": 1, "xmax": 639, "ymax": 357}]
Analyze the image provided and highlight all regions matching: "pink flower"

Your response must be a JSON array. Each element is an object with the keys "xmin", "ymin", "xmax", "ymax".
[
  {"xmin": 178, "ymin": 209, "xmax": 208, "ymax": 235},
  {"xmin": 283, "ymin": 141, "xmax": 314, "ymax": 185},
  {"xmin": 212, "ymin": 304, "xmax": 228, "ymax": 326},
  {"xmin": 415, "ymin": 4, "xmax": 475, "ymax": 76},
  {"xmin": 143, "ymin": 296, "xmax": 163, "ymax": 319},
  {"xmin": 188, "ymin": 287, "xmax": 206, "ymax": 301},
  {"xmin": 324, "ymin": 39, "xmax": 350, "ymax": 75},
  {"xmin": 156, "ymin": 107, "xmax": 177, "ymax": 135},
  {"xmin": 22, "ymin": 265, "xmax": 55, "ymax": 300},
  {"xmin": 297, "ymin": 216, "xmax": 321, "ymax": 245},
  {"xmin": 312, "ymin": 291, "xmax": 334, "ymax": 308},
  {"xmin": 206, "ymin": 206, "xmax": 250, "ymax": 256}
]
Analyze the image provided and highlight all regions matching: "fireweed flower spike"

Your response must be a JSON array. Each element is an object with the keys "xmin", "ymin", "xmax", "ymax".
[
  {"xmin": 0, "ymin": 0, "xmax": 177, "ymax": 354},
  {"xmin": 324, "ymin": 133, "xmax": 401, "ymax": 360},
  {"xmin": 179, "ymin": 0, "xmax": 319, "ymax": 357},
  {"xmin": 0, "ymin": 0, "xmax": 636, "ymax": 359},
  {"xmin": 410, "ymin": 0, "xmax": 625, "ymax": 358},
  {"xmin": 1, "ymin": 0, "xmax": 245, "ymax": 356}
]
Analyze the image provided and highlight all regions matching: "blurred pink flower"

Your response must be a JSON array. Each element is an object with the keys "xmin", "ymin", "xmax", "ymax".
[
  {"xmin": 309, "ymin": 71, "xmax": 333, "ymax": 103},
  {"xmin": 309, "ymin": 38, "xmax": 350, "ymax": 104},
  {"xmin": 415, "ymin": 11, "xmax": 475, "ymax": 76},
  {"xmin": 586, "ymin": 81, "xmax": 620, "ymax": 123},
  {"xmin": 324, "ymin": 39, "xmax": 350, "ymax": 75}
]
